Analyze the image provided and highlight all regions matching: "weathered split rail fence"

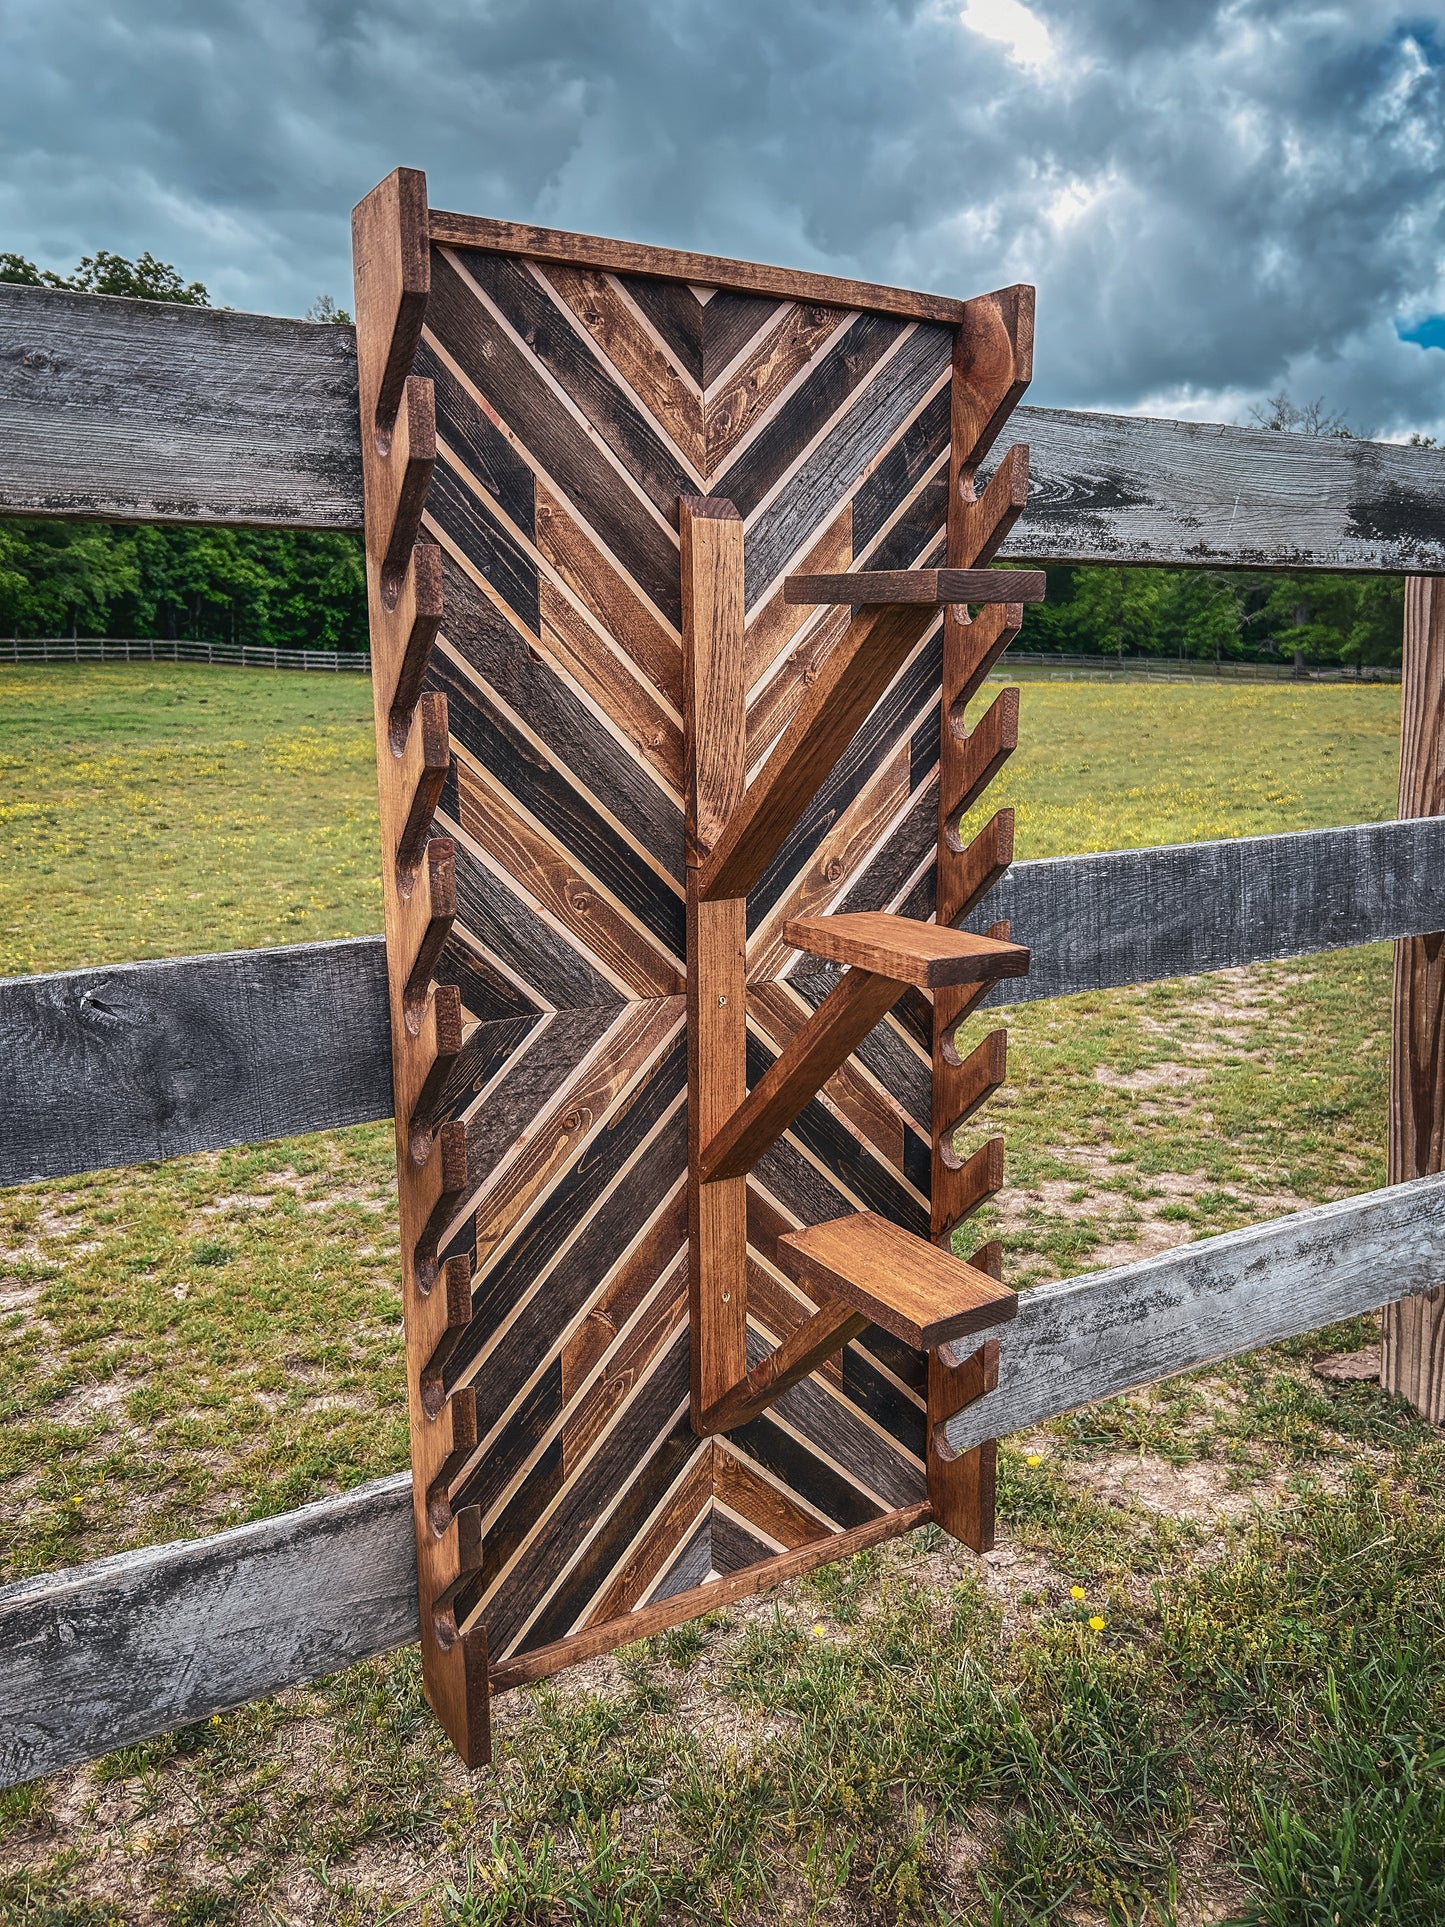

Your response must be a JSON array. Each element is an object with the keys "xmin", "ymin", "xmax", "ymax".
[{"xmin": 2, "ymin": 276, "xmax": 1445, "ymax": 1787}]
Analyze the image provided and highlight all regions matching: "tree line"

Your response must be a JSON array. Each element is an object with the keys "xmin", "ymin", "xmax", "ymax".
[{"xmin": 0, "ymin": 249, "xmax": 1412, "ymax": 667}]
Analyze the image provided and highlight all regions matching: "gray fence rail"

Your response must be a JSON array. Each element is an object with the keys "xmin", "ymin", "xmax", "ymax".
[
  {"xmin": 3, "ymin": 817, "xmax": 1435, "ymax": 1189},
  {"xmin": 5, "ymin": 282, "xmax": 1445, "ymax": 573},
  {"xmin": 0, "ymin": 637, "xmax": 370, "ymax": 672},
  {"xmin": 3, "ymin": 1170, "xmax": 1439, "ymax": 1788}
]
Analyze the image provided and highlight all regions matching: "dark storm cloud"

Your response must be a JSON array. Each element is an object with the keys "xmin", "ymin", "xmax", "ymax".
[{"xmin": 3, "ymin": 0, "xmax": 1444, "ymax": 433}]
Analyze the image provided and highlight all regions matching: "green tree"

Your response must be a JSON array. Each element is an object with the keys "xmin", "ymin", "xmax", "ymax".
[
  {"xmin": 0, "ymin": 248, "xmax": 208, "ymax": 304},
  {"xmin": 0, "ymin": 245, "xmax": 368, "ymax": 650}
]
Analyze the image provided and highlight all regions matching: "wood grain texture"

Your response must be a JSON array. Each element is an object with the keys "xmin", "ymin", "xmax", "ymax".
[
  {"xmin": 484, "ymin": 1499, "xmax": 933, "ymax": 1691},
  {"xmin": 0, "ymin": 281, "xmax": 364, "ymax": 528},
  {"xmin": 783, "ymin": 568, "xmax": 1045, "ymax": 606},
  {"xmin": 355, "ymin": 168, "xmax": 490, "ymax": 1766},
  {"xmin": 696, "ymin": 1303, "xmax": 869, "ymax": 1435},
  {"xmin": 945, "ymin": 1171, "xmax": 1445, "ymax": 1456},
  {"xmin": 7, "ymin": 820, "xmax": 1445, "ymax": 1189},
  {"xmin": 958, "ymin": 820, "xmax": 1445, "ymax": 1007},
  {"xmin": 1382, "ymin": 575, "xmax": 1445, "ymax": 1421},
  {"xmin": 7, "ymin": 276, "xmax": 1445, "ymax": 572},
  {"xmin": 11, "ymin": 1171, "xmax": 1445, "ymax": 1787},
  {"xmin": 784, "ymin": 913, "xmax": 1029, "ymax": 988},
  {"xmin": 777, "ymin": 1212, "xmax": 1018, "ymax": 1349},
  {"xmin": 927, "ymin": 1337, "xmax": 999, "ymax": 1551},
  {"xmin": 427, "ymin": 210, "xmax": 977, "ymax": 325},
  {"xmin": 699, "ymin": 602, "xmax": 939, "ymax": 902},
  {"xmin": 0, "ymin": 1471, "xmax": 416, "ymax": 1788},
  {"xmin": 701, "ymin": 968, "xmax": 902, "ymax": 1184}
]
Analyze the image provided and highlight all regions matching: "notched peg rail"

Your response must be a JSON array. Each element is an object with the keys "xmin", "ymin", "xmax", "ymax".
[{"xmin": 349, "ymin": 168, "xmax": 1046, "ymax": 1767}]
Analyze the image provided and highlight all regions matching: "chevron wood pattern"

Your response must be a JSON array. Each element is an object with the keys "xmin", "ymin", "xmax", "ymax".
[{"xmin": 354, "ymin": 173, "xmax": 1033, "ymax": 1755}]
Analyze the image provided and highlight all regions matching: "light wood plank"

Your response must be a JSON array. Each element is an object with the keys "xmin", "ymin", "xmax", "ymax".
[
  {"xmin": 784, "ymin": 913, "xmax": 1029, "ymax": 988},
  {"xmin": 778, "ymin": 1211, "xmax": 1017, "ymax": 1349}
]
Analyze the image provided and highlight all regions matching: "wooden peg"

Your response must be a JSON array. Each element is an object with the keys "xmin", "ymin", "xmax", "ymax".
[
  {"xmin": 407, "ymin": 983, "xmax": 464, "ymax": 1157},
  {"xmin": 352, "ymin": 165, "xmax": 430, "ymax": 446},
  {"xmin": 354, "ymin": 166, "xmax": 489, "ymax": 1767},
  {"xmin": 379, "ymin": 541, "xmax": 445, "ymax": 750}
]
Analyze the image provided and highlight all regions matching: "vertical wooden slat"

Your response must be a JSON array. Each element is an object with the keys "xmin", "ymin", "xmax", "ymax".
[
  {"xmin": 683, "ymin": 497, "xmax": 749, "ymax": 1425},
  {"xmin": 1382, "ymin": 575, "xmax": 1445, "ymax": 1421},
  {"xmin": 928, "ymin": 289, "xmax": 1034, "ymax": 1551},
  {"xmin": 353, "ymin": 168, "xmax": 491, "ymax": 1767}
]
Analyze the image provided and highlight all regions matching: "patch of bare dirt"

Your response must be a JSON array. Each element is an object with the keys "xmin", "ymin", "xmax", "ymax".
[{"xmin": 1313, "ymin": 1344, "xmax": 1380, "ymax": 1382}]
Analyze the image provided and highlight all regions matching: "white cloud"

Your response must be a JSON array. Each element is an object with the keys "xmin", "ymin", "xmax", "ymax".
[
  {"xmin": 958, "ymin": 0, "xmax": 1058, "ymax": 76},
  {"xmin": 2, "ymin": 0, "xmax": 1444, "ymax": 437}
]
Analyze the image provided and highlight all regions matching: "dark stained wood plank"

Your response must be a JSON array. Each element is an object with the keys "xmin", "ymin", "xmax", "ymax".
[
  {"xmin": 714, "ymin": 312, "xmax": 907, "ymax": 520},
  {"xmin": 749, "ymin": 628, "xmax": 944, "ymax": 927},
  {"xmin": 487, "ymin": 1499, "xmax": 930, "ymax": 1692},
  {"xmin": 742, "ymin": 324, "xmax": 953, "ymax": 605},
  {"xmin": 784, "ymin": 568, "xmax": 1044, "ymax": 606},
  {"xmin": 703, "ymin": 970, "xmax": 900, "ymax": 1184},
  {"xmin": 9, "ymin": 821, "xmax": 1445, "ymax": 1189},
  {"xmin": 705, "ymin": 303, "xmax": 849, "ymax": 466},
  {"xmin": 428, "ymin": 642, "xmax": 686, "ymax": 956},
  {"xmin": 453, "ymin": 1062, "xmax": 688, "ymax": 1417},
  {"xmin": 852, "ymin": 387, "xmax": 950, "ymax": 552},
  {"xmin": 425, "ymin": 250, "xmax": 682, "ymax": 623},
  {"xmin": 540, "ymin": 262, "xmax": 706, "ymax": 474},
  {"xmin": 417, "ymin": 336, "xmax": 537, "ymax": 536},
  {"xmin": 700, "ymin": 602, "xmax": 939, "ymax": 903},
  {"xmin": 581, "ymin": 1443, "xmax": 714, "ymax": 1625},
  {"xmin": 451, "ymin": 249, "xmax": 697, "ymax": 523},
  {"xmin": 696, "ymin": 1302, "xmax": 868, "ymax": 1436},
  {"xmin": 437, "ymin": 553, "xmax": 685, "ymax": 879},
  {"xmin": 621, "ymin": 275, "xmax": 705, "ymax": 386},
  {"xmin": 9, "ymin": 276, "xmax": 1445, "ymax": 574}
]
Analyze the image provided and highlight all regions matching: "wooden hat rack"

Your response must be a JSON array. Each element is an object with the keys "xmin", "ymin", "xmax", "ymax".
[{"xmin": 353, "ymin": 169, "xmax": 1042, "ymax": 1766}]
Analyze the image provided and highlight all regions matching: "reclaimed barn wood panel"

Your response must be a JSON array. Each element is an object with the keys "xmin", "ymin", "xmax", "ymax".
[
  {"xmin": 942, "ymin": 1172, "xmax": 1445, "ymax": 1455},
  {"xmin": 412, "ymin": 232, "xmax": 962, "ymax": 1670},
  {"xmin": 0, "ymin": 1472, "xmax": 414, "ymax": 1789},
  {"xmin": 3, "ymin": 818, "xmax": 1442, "ymax": 1188},
  {"xmin": 6, "ymin": 1170, "xmax": 1442, "ymax": 1789},
  {"xmin": 5, "ymin": 279, "xmax": 1445, "ymax": 570},
  {"xmin": 0, "ymin": 284, "xmax": 361, "ymax": 527}
]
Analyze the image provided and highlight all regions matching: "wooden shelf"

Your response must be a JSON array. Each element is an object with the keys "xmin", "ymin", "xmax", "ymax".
[
  {"xmin": 784, "ymin": 912, "xmax": 1030, "ymax": 988},
  {"xmin": 777, "ymin": 1212, "xmax": 1017, "ymax": 1350},
  {"xmin": 784, "ymin": 567, "xmax": 1045, "ymax": 607}
]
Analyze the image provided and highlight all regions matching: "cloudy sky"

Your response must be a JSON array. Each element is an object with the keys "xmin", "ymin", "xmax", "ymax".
[{"xmin": 3, "ymin": 0, "xmax": 1444, "ymax": 437}]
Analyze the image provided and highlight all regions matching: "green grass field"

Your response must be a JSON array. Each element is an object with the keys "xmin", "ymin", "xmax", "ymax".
[{"xmin": 3, "ymin": 665, "xmax": 1442, "ymax": 1926}]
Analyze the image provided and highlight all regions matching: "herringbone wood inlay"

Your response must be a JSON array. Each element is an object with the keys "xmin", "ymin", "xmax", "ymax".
[{"xmin": 410, "ymin": 249, "xmax": 965, "ymax": 1664}]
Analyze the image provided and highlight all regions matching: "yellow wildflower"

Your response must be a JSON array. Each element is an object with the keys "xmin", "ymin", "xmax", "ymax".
[
  {"xmin": 1070, "ymin": 1586, "xmax": 1086, "ymax": 1601},
  {"xmin": 1025, "ymin": 1454, "xmax": 1042, "ymax": 1467},
  {"xmin": 1089, "ymin": 1616, "xmax": 1106, "ymax": 1632}
]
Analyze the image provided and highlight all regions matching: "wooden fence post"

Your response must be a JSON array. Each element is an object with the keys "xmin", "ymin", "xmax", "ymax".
[{"xmin": 1382, "ymin": 574, "xmax": 1445, "ymax": 1422}]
